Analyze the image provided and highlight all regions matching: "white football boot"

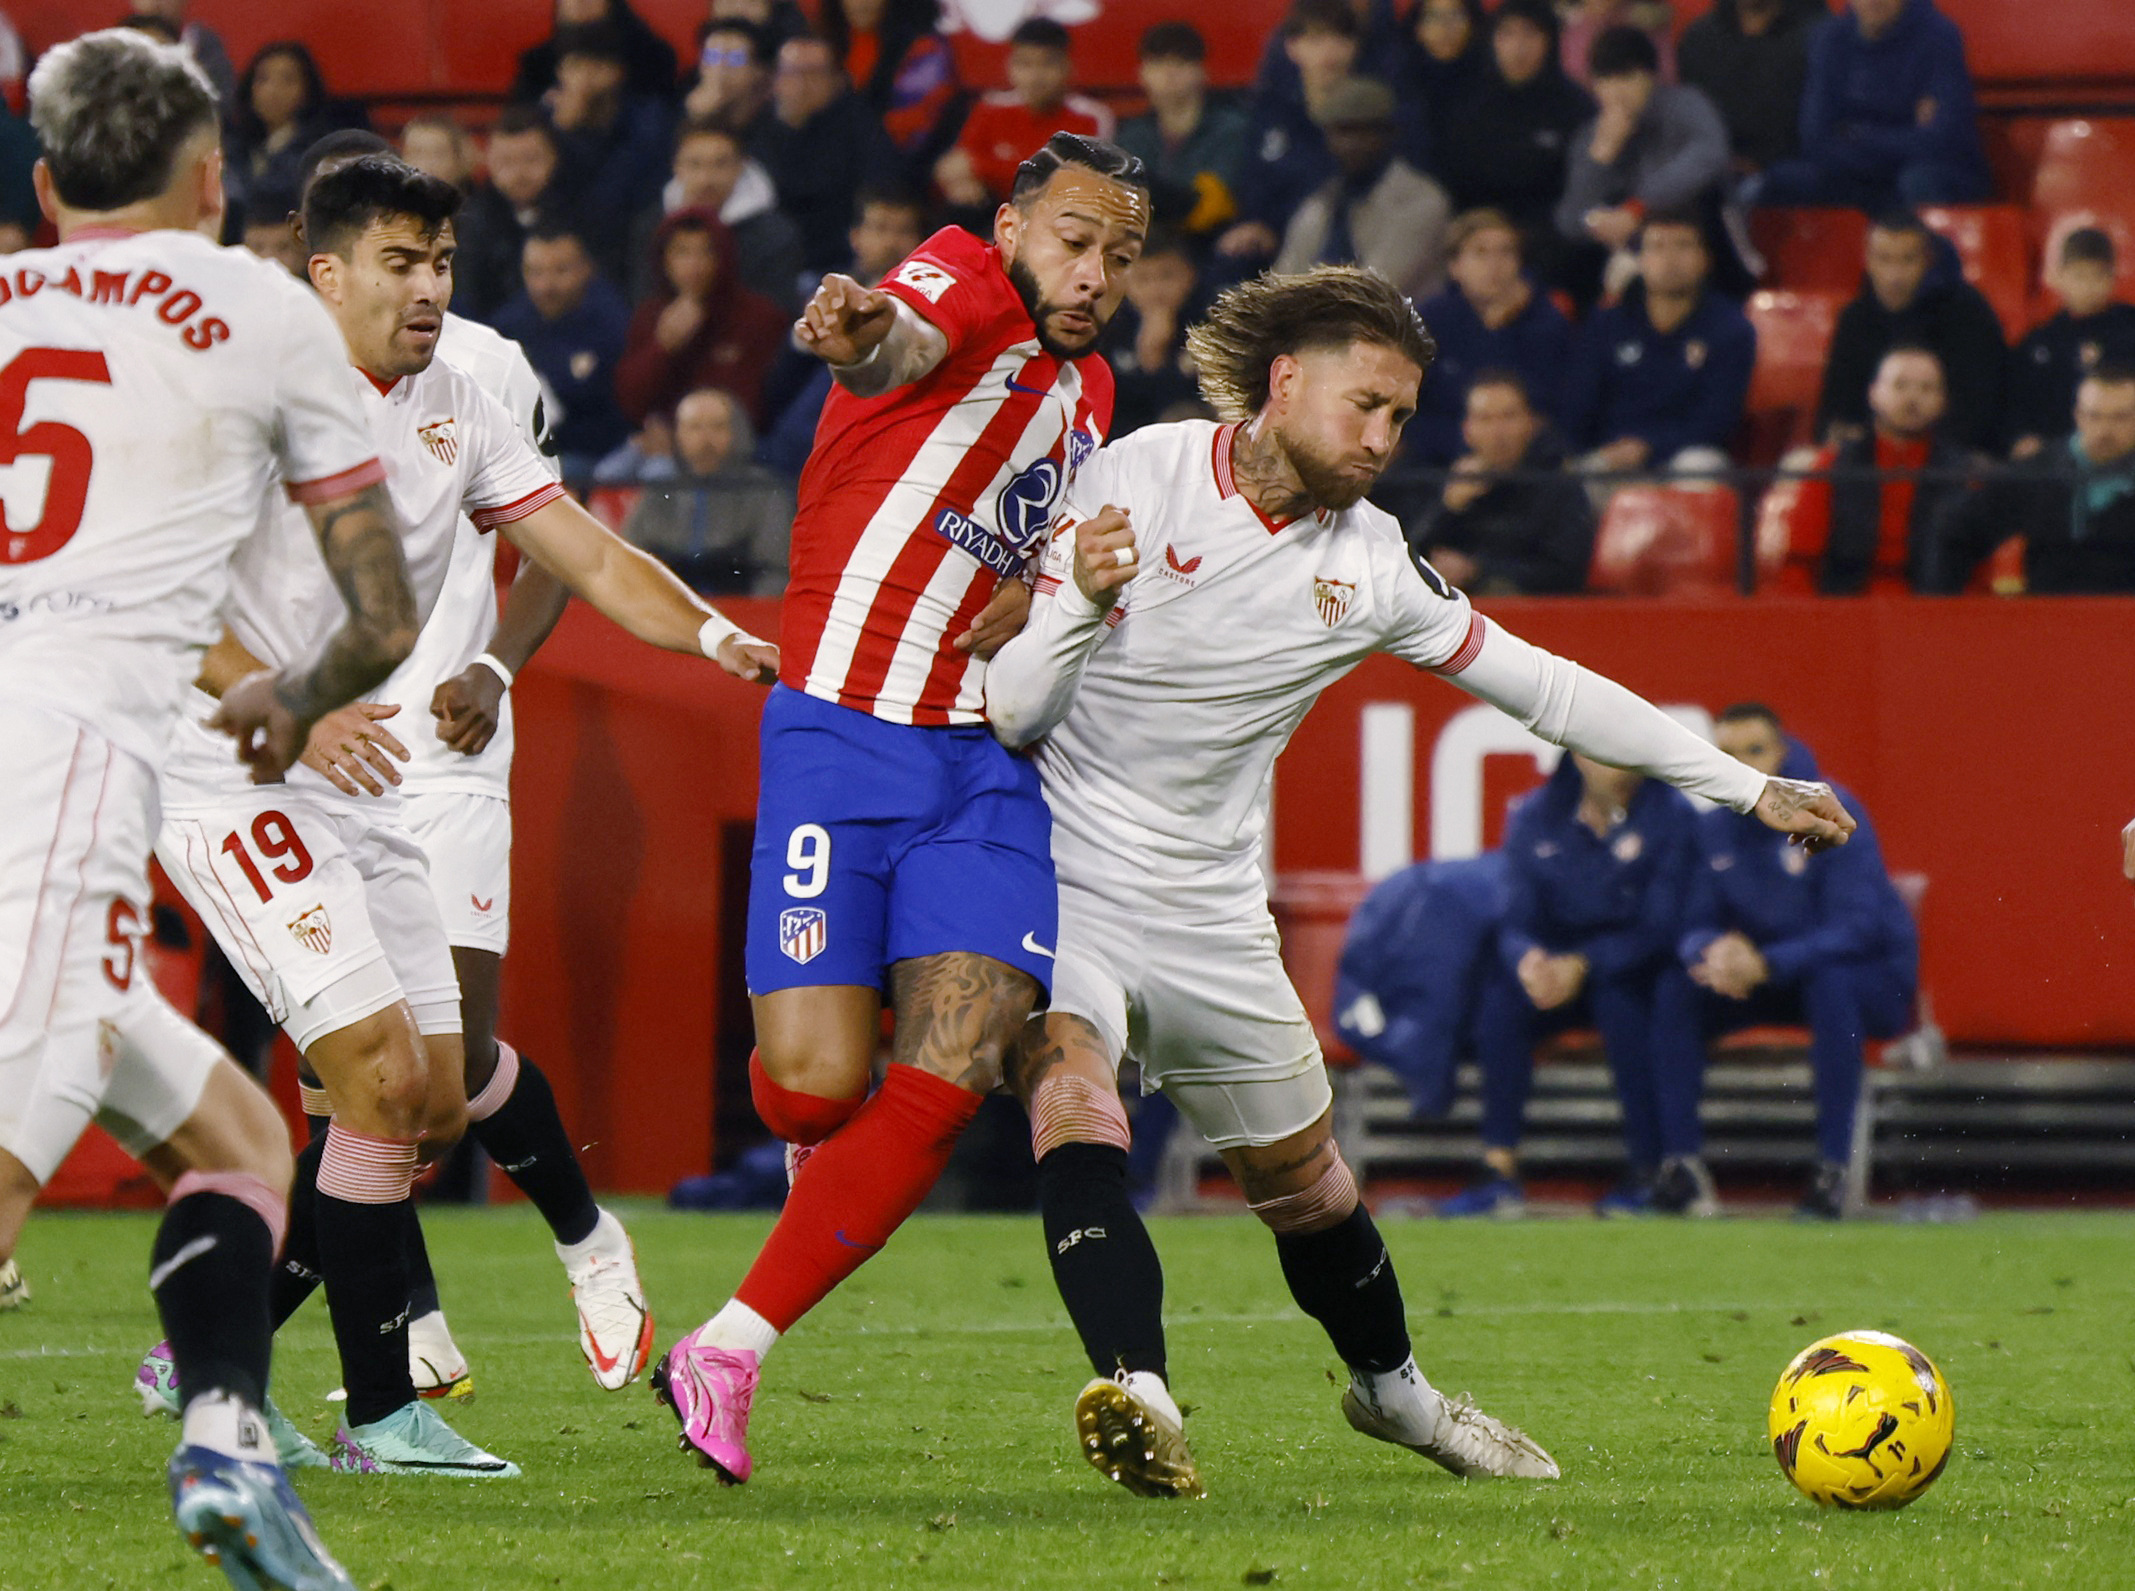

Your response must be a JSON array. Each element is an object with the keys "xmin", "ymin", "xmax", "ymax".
[
  {"xmin": 1074, "ymin": 1372, "xmax": 1205, "ymax": 1498},
  {"xmin": 0, "ymin": 1258, "xmax": 27, "ymax": 1310},
  {"xmin": 1341, "ymin": 1361, "xmax": 1559, "ymax": 1480},
  {"xmin": 561, "ymin": 1208, "xmax": 654, "ymax": 1390}
]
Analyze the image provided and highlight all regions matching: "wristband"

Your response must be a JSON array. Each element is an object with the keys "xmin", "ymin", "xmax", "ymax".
[
  {"xmin": 699, "ymin": 615, "xmax": 768, "ymax": 660},
  {"xmin": 471, "ymin": 652, "xmax": 514, "ymax": 689}
]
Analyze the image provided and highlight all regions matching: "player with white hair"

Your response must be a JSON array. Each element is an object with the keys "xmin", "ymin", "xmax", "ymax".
[
  {"xmin": 0, "ymin": 29, "xmax": 419, "ymax": 1589},
  {"xmin": 985, "ymin": 265, "xmax": 1856, "ymax": 1498}
]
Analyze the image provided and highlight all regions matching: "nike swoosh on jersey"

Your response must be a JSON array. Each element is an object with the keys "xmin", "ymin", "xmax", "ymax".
[
  {"xmin": 1020, "ymin": 932, "xmax": 1055, "ymax": 958},
  {"xmin": 1005, "ymin": 379, "xmax": 1058, "ymax": 400},
  {"xmin": 832, "ymin": 1229, "xmax": 884, "ymax": 1251}
]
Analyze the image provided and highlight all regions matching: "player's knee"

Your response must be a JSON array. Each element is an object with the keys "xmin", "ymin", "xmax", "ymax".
[
  {"xmin": 749, "ymin": 1049, "xmax": 864, "ymax": 1144},
  {"xmin": 1028, "ymin": 1069, "xmax": 1131, "ymax": 1159},
  {"xmin": 1246, "ymin": 1146, "xmax": 1361, "ymax": 1235}
]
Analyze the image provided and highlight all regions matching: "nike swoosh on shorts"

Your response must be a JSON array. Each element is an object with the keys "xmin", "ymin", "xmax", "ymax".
[{"xmin": 1021, "ymin": 933, "xmax": 1055, "ymax": 959}]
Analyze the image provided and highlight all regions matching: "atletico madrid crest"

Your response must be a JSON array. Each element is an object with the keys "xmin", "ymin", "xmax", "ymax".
[
  {"xmin": 288, "ymin": 905, "xmax": 333, "ymax": 955},
  {"xmin": 417, "ymin": 418, "xmax": 459, "ymax": 465},
  {"xmin": 779, "ymin": 907, "xmax": 828, "ymax": 965},
  {"xmin": 1312, "ymin": 577, "xmax": 1356, "ymax": 627}
]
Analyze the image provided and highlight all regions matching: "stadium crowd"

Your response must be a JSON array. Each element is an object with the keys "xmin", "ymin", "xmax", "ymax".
[{"xmin": 7, "ymin": 0, "xmax": 2135, "ymax": 600}]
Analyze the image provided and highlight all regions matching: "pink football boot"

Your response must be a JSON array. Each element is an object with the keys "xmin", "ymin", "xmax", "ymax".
[{"xmin": 651, "ymin": 1326, "xmax": 760, "ymax": 1484}]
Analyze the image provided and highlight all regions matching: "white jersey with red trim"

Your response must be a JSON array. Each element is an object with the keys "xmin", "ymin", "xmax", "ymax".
[
  {"xmin": 1023, "ymin": 420, "xmax": 1481, "ymax": 906},
  {"xmin": 161, "ymin": 350, "xmax": 564, "ymax": 808},
  {"xmin": 382, "ymin": 312, "xmax": 555, "ymax": 799},
  {"xmin": 0, "ymin": 229, "xmax": 382, "ymax": 766}
]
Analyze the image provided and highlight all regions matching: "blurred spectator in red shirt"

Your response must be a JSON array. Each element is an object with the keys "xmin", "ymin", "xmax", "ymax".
[
  {"xmin": 1783, "ymin": 345, "xmax": 1971, "ymax": 593},
  {"xmin": 615, "ymin": 209, "xmax": 790, "ymax": 427},
  {"xmin": 512, "ymin": 0, "xmax": 679, "ymax": 105},
  {"xmin": 935, "ymin": 20, "xmax": 1114, "ymax": 209},
  {"xmin": 822, "ymin": 0, "xmax": 964, "ymax": 166}
]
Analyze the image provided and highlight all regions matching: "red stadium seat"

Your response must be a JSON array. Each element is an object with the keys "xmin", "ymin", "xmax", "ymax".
[
  {"xmin": 1270, "ymin": 872, "xmax": 1376, "ymax": 1066},
  {"xmin": 2031, "ymin": 118, "xmax": 2135, "ymax": 226},
  {"xmin": 1588, "ymin": 485, "xmax": 1743, "ymax": 597},
  {"xmin": 1916, "ymin": 205, "xmax": 2034, "ymax": 339},
  {"xmin": 1749, "ymin": 208, "xmax": 1869, "ymax": 293},
  {"xmin": 1744, "ymin": 290, "xmax": 1843, "ymax": 454}
]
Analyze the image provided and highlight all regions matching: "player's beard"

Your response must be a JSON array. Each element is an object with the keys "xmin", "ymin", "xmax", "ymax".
[
  {"xmin": 1006, "ymin": 255, "xmax": 1103, "ymax": 362},
  {"xmin": 1271, "ymin": 423, "xmax": 1385, "ymax": 513}
]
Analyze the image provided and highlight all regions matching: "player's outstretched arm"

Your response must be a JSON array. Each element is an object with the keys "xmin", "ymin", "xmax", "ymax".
[
  {"xmin": 796, "ymin": 275, "xmax": 949, "ymax": 398},
  {"xmin": 432, "ymin": 558, "xmax": 573, "ymax": 755},
  {"xmin": 211, "ymin": 483, "xmax": 420, "ymax": 781},
  {"xmin": 503, "ymin": 494, "xmax": 777, "ymax": 683},
  {"xmin": 1443, "ymin": 618, "xmax": 1856, "ymax": 852},
  {"xmin": 985, "ymin": 506, "xmax": 1137, "ymax": 748}
]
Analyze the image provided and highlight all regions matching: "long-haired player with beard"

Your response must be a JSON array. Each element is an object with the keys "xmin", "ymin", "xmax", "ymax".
[{"xmin": 983, "ymin": 266, "xmax": 1858, "ymax": 1497}]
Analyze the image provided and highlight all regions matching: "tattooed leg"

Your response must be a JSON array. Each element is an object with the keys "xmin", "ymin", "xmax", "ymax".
[{"xmin": 890, "ymin": 952, "xmax": 1043, "ymax": 1095}]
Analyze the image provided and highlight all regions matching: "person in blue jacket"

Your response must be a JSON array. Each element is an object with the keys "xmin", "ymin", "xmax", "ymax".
[
  {"xmin": 1333, "ymin": 853, "xmax": 1510, "ymax": 1120},
  {"xmin": 1562, "ymin": 212, "xmax": 1756, "ymax": 477},
  {"xmin": 1653, "ymin": 704, "xmax": 1918, "ymax": 1220},
  {"xmin": 1751, "ymin": 0, "xmax": 1989, "ymax": 211},
  {"xmin": 1443, "ymin": 753, "xmax": 1699, "ymax": 1217}
]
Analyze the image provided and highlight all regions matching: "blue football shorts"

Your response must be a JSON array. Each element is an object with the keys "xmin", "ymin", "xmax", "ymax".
[{"xmin": 745, "ymin": 685, "xmax": 1059, "ymax": 998}]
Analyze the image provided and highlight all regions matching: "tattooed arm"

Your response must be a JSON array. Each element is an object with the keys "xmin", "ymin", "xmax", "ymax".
[{"xmin": 210, "ymin": 482, "xmax": 421, "ymax": 782}]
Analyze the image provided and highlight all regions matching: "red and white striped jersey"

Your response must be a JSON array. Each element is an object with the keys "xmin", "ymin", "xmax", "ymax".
[{"xmin": 781, "ymin": 226, "xmax": 1115, "ymax": 727}]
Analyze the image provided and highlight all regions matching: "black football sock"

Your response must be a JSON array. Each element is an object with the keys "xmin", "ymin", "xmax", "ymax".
[
  {"xmin": 152, "ymin": 1191, "xmax": 275, "ymax": 1411},
  {"xmin": 1274, "ymin": 1204, "xmax": 1412, "ymax": 1375},
  {"xmin": 268, "ymin": 1135, "xmax": 325, "ymax": 1330},
  {"xmin": 405, "ymin": 1200, "xmax": 442, "ymax": 1320},
  {"xmin": 1038, "ymin": 1142, "xmax": 1168, "ymax": 1382},
  {"xmin": 316, "ymin": 1193, "xmax": 417, "ymax": 1427},
  {"xmin": 471, "ymin": 1054, "xmax": 600, "ymax": 1246}
]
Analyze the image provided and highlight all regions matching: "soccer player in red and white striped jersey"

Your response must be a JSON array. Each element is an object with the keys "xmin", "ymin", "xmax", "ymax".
[{"xmin": 654, "ymin": 134, "xmax": 1151, "ymax": 1485}]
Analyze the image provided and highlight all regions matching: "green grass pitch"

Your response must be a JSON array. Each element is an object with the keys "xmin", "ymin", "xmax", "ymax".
[{"xmin": 3, "ymin": 1206, "xmax": 2132, "ymax": 1590}]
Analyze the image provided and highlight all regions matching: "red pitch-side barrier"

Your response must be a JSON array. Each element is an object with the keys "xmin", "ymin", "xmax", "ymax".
[
  {"xmin": 41, "ymin": 593, "xmax": 2135, "ymax": 1202},
  {"xmin": 483, "ymin": 594, "xmax": 2135, "ymax": 1193}
]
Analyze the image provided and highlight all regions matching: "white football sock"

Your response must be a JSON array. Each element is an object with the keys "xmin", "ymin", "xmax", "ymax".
[
  {"xmin": 555, "ymin": 1207, "xmax": 628, "ymax": 1272},
  {"xmin": 1122, "ymin": 1369, "xmax": 1182, "ymax": 1429},
  {"xmin": 1355, "ymin": 1357, "xmax": 1441, "ymax": 1444},
  {"xmin": 701, "ymin": 1299, "xmax": 780, "ymax": 1358},
  {"xmin": 180, "ymin": 1390, "xmax": 273, "ymax": 1466}
]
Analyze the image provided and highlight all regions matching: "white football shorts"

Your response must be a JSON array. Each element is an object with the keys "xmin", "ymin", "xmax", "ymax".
[
  {"xmin": 401, "ymin": 791, "xmax": 511, "ymax": 954},
  {"xmin": 1047, "ymin": 878, "xmax": 1332, "ymax": 1150},
  {"xmin": 157, "ymin": 790, "xmax": 461, "ymax": 1052},
  {"xmin": 0, "ymin": 701, "xmax": 216, "ymax": 1181}
]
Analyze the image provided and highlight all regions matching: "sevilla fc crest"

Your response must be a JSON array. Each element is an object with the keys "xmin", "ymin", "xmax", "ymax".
[
  {"xmin": 288, "ymin": 905, "xmax": 333, "ymax": 955},
  {"xmin": 1312, "ymin": 577, "xmax": 1356, "ymax": 627},
  {"xmin": 779, "ymin": 907, "xmax": 828, "ymax": 965},
  {"xmin": 418, "ymin": 418, "xmax": 459, "ymax": 465}
]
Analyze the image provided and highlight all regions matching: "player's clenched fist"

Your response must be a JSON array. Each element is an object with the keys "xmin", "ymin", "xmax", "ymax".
[
  {"xmin": 795, "ymin": 273, "xmax": 897, "ymax": 368},
  {"xmin": 1071, "ymin": 506, "xmax": 1137, "ymax": 602}
]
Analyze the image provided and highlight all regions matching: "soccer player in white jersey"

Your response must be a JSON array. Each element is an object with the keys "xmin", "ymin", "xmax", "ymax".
[
  {"xmin": 0, "ymin": 31, "xmax": 421, "ymax": 1589},
  {"xmin": 283, "ymin": 130, "xmax": 646, "ymax": 1406},
  {"xmin": 984, "ymin": 266, "xmax": 1857, "ymax": 1498},
  {"xmin": 149, "ymin": 155, "xmax": 776, "ymax": 1479}
]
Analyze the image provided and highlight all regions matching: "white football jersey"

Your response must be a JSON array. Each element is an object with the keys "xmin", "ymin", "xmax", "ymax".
[
  {"xmin": 0, "ymin": 230, "xmax": 380, "ymax": 766},
  {"xmin": 1026, "ymin": 420, "xmax": 1481, "ymax": 907},
  {"xmin": 161, "ymin": 348, "xmax": 564, "ymax": 807},
  {"xmin": 383, "ymin": 311, "xmax": 556, "ymax": 799}
]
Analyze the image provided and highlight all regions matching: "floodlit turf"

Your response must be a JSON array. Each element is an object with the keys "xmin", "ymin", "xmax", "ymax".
[{"xmin": 4, "ymin": 1207, "xmax": 2132, "ymax": 1590}]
